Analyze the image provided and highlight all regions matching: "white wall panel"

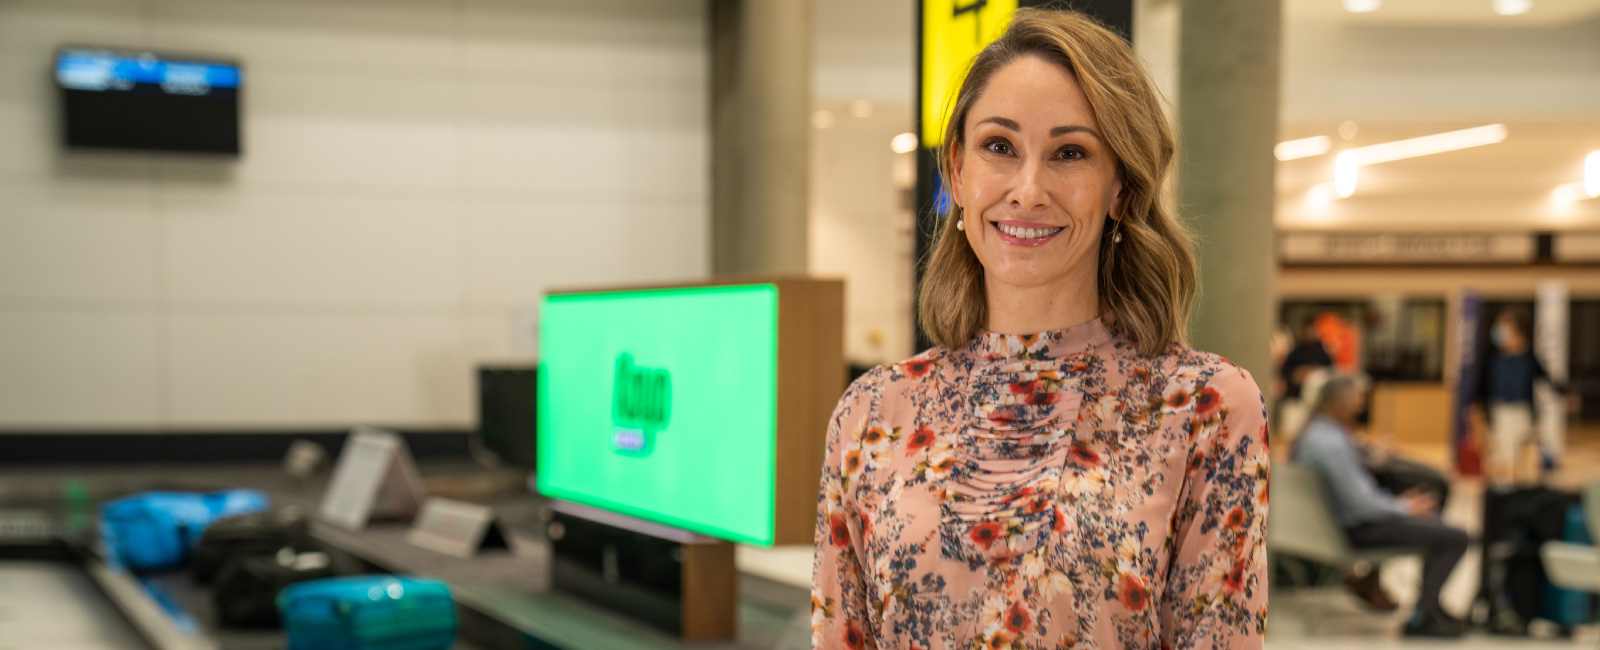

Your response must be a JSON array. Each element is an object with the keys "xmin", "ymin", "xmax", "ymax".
[
  {"xmin": 461, "ymin": 199, "xmax": 708, "ymax": 305},
  {"xmin": 0, "ymin": 0, "xmax": 710, "ymax": 429},
  {"xmin": 165, "ymin": 312, "xmax": 469, "ymax": 426},
  {"xmin": 0, "ymin": 310, "xmax": 161, "ymax": 427},
  {"xmin": 458, "ymin": 0, "xmax": 706, "ymax": 90},
  {"xmin": 456, "ymin": 82, "xmax": 705, "ymax": 198},
  {"xmin": 160, "ymin": 190, "xmax": 461, "ymax": 305},
  {"xmin": 150, "ymin": 0, "xmax": 455, "ymax": 76},
  {"xmin": 0, "ymin": 180, "xmax": 158, "ymax": 301},
  {"xmin": 231, "ymin": 72, "xmax": 459, "ymax": 190}
]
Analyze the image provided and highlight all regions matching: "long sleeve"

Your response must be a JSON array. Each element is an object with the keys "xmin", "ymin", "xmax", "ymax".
[
  {"xmin": 1161, "ymin": 365, "xmax": 1270, "ymax": 650},
  {"xmin": 1296, "ymin": 419, "xmax": 1407, "ymax": 526},
  {"xmin": 811, "ymin": 374, "xmax": 877, "ymax": 650}
]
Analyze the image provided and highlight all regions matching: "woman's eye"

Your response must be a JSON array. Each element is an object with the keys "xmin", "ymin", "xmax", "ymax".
[
  {"xmin": 1056, "ymin": 146, "xmax": 1086, "ymax": 161},
  {"xmin": 983, "ymin": 139, "xmax": 1012, "ymax": 156}
]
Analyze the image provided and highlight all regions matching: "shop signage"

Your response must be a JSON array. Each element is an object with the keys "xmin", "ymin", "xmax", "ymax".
[{"xmin": 1280, "ymin": 231, "xmax": 1535, "ymax": 264}]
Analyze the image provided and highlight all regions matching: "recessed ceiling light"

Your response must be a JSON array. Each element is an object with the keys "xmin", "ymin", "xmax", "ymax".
[
  {"xmin": 1335, "ymin": 152, "xmax": 1359, "ymax": 198},
  {"xmin": 1275, "ymin": 136, "xmax": 1332, "ymax": 161},
  {"xmin": 890, "ymin": 132, "xmax": 919, "ymax": 154},
  {"xmin": 1327, "ymin": 124, "xmax": 1507, "ymax": 199},
  {"xmin": 1342, "ymin": 0, "xmax": 1381, "ymax": 13},
  {"xmin": 1585, "ymin": 150, "xmax": 1600, "ymax": 198},
  {"xmin": 1343, "ymin": 124, "xmax": 1508, "ymax": 166},
  {"xmin": 1492, "ymin": 0, "xmax": 1532, "ymax": 16},
  {"xmin": 1339, "ymin": 121, "xmax": 1359, "ymax": 140},
  {"xmin": 812, "ymin": 109, "xmax": 835, "ymax": 129}
]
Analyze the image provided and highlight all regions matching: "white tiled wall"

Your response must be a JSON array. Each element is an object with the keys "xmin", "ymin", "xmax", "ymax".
[{"xmin": 0, "ymin": 0, "xmax": 710, "ymax": 429}]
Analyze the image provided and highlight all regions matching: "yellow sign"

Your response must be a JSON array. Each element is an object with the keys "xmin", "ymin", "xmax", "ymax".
[{"xmin": 921, "ymin": 0, "xmax": 1018, "ymax": 148}]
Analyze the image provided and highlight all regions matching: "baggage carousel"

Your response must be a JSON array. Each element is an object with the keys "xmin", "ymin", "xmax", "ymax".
[{"xmin": 0, "ymin": 464, "xmax": 809, "ymax": 650}]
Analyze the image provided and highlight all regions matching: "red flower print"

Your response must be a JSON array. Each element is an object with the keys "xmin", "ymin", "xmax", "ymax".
[
  {"xmin": 900, "ymin": 358, "xmax": 934, "ymax": 379},
  {"xmin": 1195, "ymin": 386, "xmax": 1222, "ymax": 417},
  {"xmin": 1024, "ymin": 391, "xmax": 1060, "ymax": 406},
  {"xmin": 1224, "ymin": 558, "xmax": 1248, "ymax": 592},
  {"xmin": 843, "ymin": 620, "xmax": 864, "ymax": 649},
  {"xmin": 1026, "ymin": 497, "xmax": 1049, "ymax": 514},
  {"xmin": 859, "ymin": 512, "xmax": 873, "ymax": 538},
  {"xmin": 1065, "ymin": 360, "xmax": 1089, "ymax": 373},
  {"xmin": 1004, "ymin": 601, "xmax": 1033, "ymax": 634},
  {"xmin": 1120, "ymin": 573, "xmax": 1150, "ymax": 611},
  {"xmin": 1070, "ymin": 443, "xmax": 1102, "ymax": 466},
  {"xmin": 1009, "ymin": 379, "xmax": 1042, "ymax": 394},
  {"xmin": 906, "ymin": 426, "xmax": 935, "ymax": 453},
  {"xmin": 1052, "ymin": 507, "xmax": 1067, "ymax": 533},
  {"xmin": 969, "ymin": 521, "xmax": 1003, "ymax": 549},
  {"xmin": 1001, "ymin": 486, "xmax": 1035, "ymax": 504},
  {"xmin": 829, "ymin": 512, "xmax": 851, "ymax": 548},
  {"xmin": 1225, "ymin": 506, "xmax": 1247, "ymax": 530},
  {"xmin": 1166, "ymin": 387, "xmax": 1192, "ymax": 409}
]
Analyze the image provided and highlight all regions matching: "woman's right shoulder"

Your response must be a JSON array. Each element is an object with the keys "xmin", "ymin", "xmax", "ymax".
[{"xmin": 830, "ymin": 348, "xmax": 950, "ymax": 428}]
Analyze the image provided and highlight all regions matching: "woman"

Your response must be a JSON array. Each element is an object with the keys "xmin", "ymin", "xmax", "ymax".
[{"xmin": 812, "ymin": 10, "xmax": 1269, "ymax": 650}]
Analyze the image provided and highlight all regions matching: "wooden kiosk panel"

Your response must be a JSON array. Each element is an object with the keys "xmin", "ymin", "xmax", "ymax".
[{"xmin": 772, "ymin": 278, "xmax": 845, "ymax": 545}]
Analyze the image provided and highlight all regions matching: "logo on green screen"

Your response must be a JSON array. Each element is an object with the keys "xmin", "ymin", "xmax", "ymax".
[{"xmin": 611, "ymin": 353, "xmax": 671, "ymax": 456}]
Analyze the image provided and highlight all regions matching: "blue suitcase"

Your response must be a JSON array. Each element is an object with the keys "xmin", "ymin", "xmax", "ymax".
[
  {"xmin": 1542, "ymin": 504, "xmax": 1597, "ymax": 627},
  {"xmin": 99, "ymin": 490, "xmax": 269, "ymax": 570},
  {"xmin": 278, "ymin": 576, "xmax": 456, "ymax": 650}
]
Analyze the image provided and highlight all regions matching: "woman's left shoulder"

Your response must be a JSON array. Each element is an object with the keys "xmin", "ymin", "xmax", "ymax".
[{"xmin": 1155, "ymin": 343, "xmax": 1265, "ymax": 407}]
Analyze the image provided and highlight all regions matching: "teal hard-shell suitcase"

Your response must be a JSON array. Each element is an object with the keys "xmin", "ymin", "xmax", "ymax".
[{"xmin": 277, "ymin": 576, "xmax": 456, "ymax": 650}]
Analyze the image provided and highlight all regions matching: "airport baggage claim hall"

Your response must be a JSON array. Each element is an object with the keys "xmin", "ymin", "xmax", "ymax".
[{"xmin": 0, "ymin": 0, "xmax": 1598, "ymax": 648}]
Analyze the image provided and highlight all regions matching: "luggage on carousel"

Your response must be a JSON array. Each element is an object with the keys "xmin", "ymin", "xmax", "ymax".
[
  {"xmin": 1541, "ymin": 504, "xmax": 1597, "ymax": 629},
  {"xmin": 99, "ymin": 490, "xmax": 270, "ymax": 571},
  {"xmin": 213, "ymin": 548, "xmax": 335, "ymax": 628},
  {"xmin": 1474, "ymin": 485, "xmax": 1581, "ymax": 635},
  {"xmin": 278, "ymin": 575, "xmax": 457, "ymax": 650},
  {"xmin": 193, "ymin": 506, "xmax": 311, "ymax": 584}
]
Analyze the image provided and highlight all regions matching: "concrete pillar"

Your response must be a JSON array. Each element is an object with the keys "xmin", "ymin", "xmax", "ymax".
[
  {"xmin": 710, "ymin": 0, "xmax": 812, "ymax": 276},
  {"xmin": 1175, "ymin": 0, "xmax": 1281, "ymax": 391}
]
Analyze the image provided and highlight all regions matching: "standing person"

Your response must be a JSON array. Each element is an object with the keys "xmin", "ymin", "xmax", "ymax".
[
  {"xmin": 1293, "ymin": 375, "xmax": 1469, "ymax": 638},
  {"xmin": 811, "ymin": 10, "xmax": 1269, "ymax": 649},
  {"xmin": 1277, "ymin": 319, "xmax": 1334, "ymax": 450},
  {"xmin": 1477, "ymin": 311, "xmax": 1566, "ymax": 484},
  {"xmin": 1282, "ymin": 319, "xmax": 1333, "ymax": 402}
]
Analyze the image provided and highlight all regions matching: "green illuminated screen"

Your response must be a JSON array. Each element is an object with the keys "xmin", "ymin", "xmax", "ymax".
[{"xmin": 536, "ymin": 284, "xmax": 779, "ymax": 545}]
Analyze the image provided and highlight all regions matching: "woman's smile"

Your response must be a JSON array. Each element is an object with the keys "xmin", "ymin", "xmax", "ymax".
[{"xmin": 990, "ymin": 219, "xmax": 1066, "ymax": 248}]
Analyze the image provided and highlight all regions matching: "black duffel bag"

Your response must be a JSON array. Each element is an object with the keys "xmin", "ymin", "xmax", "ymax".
[
  {"xmin": 213, "ymin": 548, "xmax": 335, "ymax": 628},
  {"xmin": 192, "ymin": 506, "xmax": 311, "ymax": 584}
]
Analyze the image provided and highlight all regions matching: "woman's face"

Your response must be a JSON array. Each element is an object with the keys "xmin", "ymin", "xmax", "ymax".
[{"xmin": 951, "ymin": 55, "xmax": 1123, "ymax": 293}]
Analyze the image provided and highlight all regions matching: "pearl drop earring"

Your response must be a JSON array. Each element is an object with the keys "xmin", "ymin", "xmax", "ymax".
[{"xmin": 956, "ymin": 218, "xmax": 965, "ymax": 231}]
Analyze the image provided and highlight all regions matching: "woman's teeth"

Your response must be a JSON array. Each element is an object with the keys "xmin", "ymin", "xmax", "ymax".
[{"xmin": 996, "ymin": 223, "xmax": 1064, "ymax": 239}]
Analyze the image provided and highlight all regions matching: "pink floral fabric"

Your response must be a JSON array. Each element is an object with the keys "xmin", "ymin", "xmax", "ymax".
[{"xmin": 812, "ymin": 317, "xmax": 1269, "ymax": 650}]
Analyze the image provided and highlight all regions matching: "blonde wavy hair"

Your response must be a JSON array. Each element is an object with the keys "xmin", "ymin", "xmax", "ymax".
[{"xmin": 917, "ymin": 9, "xmax": 1196, "ymax": 358}]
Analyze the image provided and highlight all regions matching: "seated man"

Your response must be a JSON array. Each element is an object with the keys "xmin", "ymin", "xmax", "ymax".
[{"xmin": 1292, "ymin": 374, "xmax": 1470, "ymax": 638}]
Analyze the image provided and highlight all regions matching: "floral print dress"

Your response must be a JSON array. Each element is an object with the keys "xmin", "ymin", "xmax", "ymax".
[{"xmin": 812, "ymin": 317, "xmax": 1269, "ymax": 650}]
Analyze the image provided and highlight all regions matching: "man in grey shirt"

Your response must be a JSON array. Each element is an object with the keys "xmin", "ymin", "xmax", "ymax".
[{"xmin": 1293, "ymin": 374, "xmax": 1469, "ymax": 638}]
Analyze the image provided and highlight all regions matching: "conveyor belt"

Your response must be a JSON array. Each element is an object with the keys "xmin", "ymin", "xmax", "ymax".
[{"xmin": 0, "ymin": 560, "xmax": 148, "ymax": 650}]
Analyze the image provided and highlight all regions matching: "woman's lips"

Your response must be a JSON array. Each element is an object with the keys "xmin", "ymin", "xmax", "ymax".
[{"xmin": 990, "ymin": 220, "xmax": 1065, "ymax": 248}]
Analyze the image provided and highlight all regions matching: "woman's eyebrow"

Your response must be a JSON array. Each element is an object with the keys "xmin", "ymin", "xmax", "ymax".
[
  {"xmin": 1051, "ymin": 125, "xmax": 1102, "ymax": 141},
  {"xmin": 976, "ymin": 116, "xmax": 1103, "ymax": 142}
]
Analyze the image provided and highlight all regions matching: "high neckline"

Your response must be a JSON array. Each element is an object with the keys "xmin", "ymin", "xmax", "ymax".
[{"xmin": 967, "ymin": 315, "xmax": 1115, "ymax": 360}]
